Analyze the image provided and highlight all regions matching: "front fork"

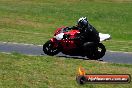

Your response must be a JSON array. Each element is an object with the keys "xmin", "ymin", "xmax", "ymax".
[{"xmin": 50, "ymin": 38, "xmax": 61, "ymax": 49}]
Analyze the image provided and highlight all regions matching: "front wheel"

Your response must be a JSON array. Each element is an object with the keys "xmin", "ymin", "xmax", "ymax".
[{"xmin": 43, "ymin": 40, "xmax": 60, "ymax": 56}]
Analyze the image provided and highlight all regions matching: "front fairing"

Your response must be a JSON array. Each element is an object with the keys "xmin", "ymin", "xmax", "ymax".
[{"xmin": 54, "ymin": 26, "xmax": 67, "ymax": 36}]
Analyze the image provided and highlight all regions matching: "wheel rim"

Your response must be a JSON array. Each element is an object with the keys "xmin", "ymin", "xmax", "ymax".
[
  {"xmin": 96, "ymin": 43, "xmax": 106, "ymax": 58},
  {"xmin": 44, "ymin": 42, "xmax": 59, "ymax": 54},
  {"xmin": 46, "ymin": 44, "xmax": 57, "ymax": 53},
  {"xmin": 89, "ymin": 43, "xmax": 106, "ymax": 60}
]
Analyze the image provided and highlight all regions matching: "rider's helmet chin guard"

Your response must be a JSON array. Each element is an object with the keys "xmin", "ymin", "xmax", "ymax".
[{"xmin": 77, "ymin": 17, "xmax": 89, "ymax": 31}]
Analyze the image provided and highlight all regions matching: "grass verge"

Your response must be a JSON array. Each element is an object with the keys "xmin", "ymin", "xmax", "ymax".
[
  {"xmin": 0, "ymin": 53, "xmax": 132, "ymax": 88},
  {"xmin": 0, "ymin": 0, "xmax": 132, "ymax": 52}
]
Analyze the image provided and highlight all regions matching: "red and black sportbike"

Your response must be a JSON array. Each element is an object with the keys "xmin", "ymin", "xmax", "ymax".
[{"xmin": 43, "ymin": 26, "xmax": 111, "ymax": 60}]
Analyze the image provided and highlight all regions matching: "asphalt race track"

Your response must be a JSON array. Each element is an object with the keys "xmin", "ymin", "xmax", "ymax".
[{"xmin": 0, "ymin": 42, "xmax": 132, "ymax": 64}]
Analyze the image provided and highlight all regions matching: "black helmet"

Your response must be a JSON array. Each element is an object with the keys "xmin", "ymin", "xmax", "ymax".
[{"xmin": 77, "ymin": 17, "xmax": 88, "ymax": 30}]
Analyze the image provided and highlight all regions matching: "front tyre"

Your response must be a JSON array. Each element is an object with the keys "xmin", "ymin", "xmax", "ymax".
[{"xmin": 43, "ymin": 40, "xmax": 60, "ymax": 56}]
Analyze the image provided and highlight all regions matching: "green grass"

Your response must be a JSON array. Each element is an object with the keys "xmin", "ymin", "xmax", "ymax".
[
  {"xmin": 0, "ymin": 53, "xmax": 132, "ymax": 88},
  {"xmin": 0, "ymin": 0, "xmax": 132, "ymax": 51},
  {"xmin": 0, "ymin": 0, "xmax": 132, "ymax": 88}
]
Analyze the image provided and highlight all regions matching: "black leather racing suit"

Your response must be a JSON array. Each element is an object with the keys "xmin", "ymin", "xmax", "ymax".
[
  {"xmin": 69, "ymin": 24, "xmax": 100, "ymax": 43},
  {"xmin": 67, "ymin": 24, "xmax": 100, "ymax": 56}
]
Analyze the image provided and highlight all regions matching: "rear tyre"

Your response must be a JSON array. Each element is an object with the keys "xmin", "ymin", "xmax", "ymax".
[
  {"xmin": 97, "ymin": 43, "xmax": 106, "ymax": 58},
  {"xmin": 90, "ymin": 43, "xmax": 106, "ymax": 60},
  {"xmin": 43, "ymin": 40, "xmax": 60, "ymax": 56}
]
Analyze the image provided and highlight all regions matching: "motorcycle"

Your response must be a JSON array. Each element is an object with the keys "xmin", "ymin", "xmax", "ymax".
[{"xmin": 43, "ymin": 26, "xmax": 111, "ymax": 60}]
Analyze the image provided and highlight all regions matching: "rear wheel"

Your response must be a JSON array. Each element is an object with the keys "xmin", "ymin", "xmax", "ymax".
[
  {"xmin": 97, "ymin": 43, "xmax": 106, "ymax": 58},
  {"xmin": 90, "ymin": 43, "xmax": 106, "ymax": 60},
  {"xmin": 43, "ymin": 40, "xmax": 60, "ymax": 56}
]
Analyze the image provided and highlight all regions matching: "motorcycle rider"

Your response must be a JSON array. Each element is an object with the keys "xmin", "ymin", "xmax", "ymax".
[{"xmin": 65, "ymin": 17, "xmax": 100, "ymax": 57}]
